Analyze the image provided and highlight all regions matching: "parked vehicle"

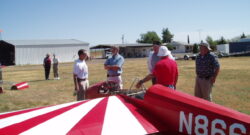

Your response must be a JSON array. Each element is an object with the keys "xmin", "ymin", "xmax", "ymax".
[
  {"xmin": 105, "ymin": 51, "xmax": 112, "ymax": 59},
  {"xmin": 182, "ymin": 54, "xmax": 197, "ymax": 60},
  {"xmin": 183, "ymin": 55, "xmax": 190, "ymax": 60},
  {"xmin": 216, "ymin": 51, "xmax": 230, "ymax": 58}
]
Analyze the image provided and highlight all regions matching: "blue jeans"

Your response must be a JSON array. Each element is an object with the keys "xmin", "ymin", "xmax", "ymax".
[{"xmin": 164, "ymin": 85, "xmax": 175, "ymax": 90}]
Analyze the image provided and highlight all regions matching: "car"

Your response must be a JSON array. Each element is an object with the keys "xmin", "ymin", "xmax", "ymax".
[
  {"xmin": 216, "ymin": 51, "xmax": 230, "ymax": 58},
  {"xmin": 190, "ymin": 54, "xmax": 197, "ymax": 60},
  {"xmin": 183, "ymin": 55, "xmax": 190, "ymax": 60},
  {"xmin": 105, "ymin": 51, "xmax": 112, "ymax": 59}
]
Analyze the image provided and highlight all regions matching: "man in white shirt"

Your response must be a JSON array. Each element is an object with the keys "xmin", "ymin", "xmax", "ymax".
[
  {"xmin": 53, "ymin": 54, "xmax": 60, "ymax": 80},
  {"xmin": 73, "ymin": 49, "xmax": 89, "ymax": 101}
]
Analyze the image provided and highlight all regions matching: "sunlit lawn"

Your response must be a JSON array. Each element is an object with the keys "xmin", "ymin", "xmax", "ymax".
[{"xmin": 0, "ymin": 57, "xmax": 250, "ymax": 114}]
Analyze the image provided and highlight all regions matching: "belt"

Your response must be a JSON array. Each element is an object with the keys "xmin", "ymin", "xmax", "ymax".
[
  {"xmin": 107, "ymin": 74, "xmax": 120, "ymax": 77},
  {"xmin": 77, "ymin": 78, "xmax": 87, "ymax": 81}
]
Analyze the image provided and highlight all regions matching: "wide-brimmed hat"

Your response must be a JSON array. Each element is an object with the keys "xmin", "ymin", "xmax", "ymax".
[
  {"xmin": 157, "ymin": 46, "xmax": 171, "ymax": 57},
  {"xmin": 200, "ymin": 42, "xmax": 212, "ymax": 50}
]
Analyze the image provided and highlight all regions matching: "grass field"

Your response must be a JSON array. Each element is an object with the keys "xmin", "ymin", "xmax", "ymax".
[{"xmin": 0, "ymin": 57, "xmax": 250, "ymax": 115}]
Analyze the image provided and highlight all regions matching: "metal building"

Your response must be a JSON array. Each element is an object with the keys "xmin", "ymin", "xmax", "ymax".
[
  {"xmin": 0, "ymin": 39, "xmax": 89, "ymax": 65},
  {"xmin": 90, "ymin": 43, "xmax": 152, "ymax": 58},
  {"xmin": 229, "ymin": 38, "xmax": 250, "ymax": 53}
]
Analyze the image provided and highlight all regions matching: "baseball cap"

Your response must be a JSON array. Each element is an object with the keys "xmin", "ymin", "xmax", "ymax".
[{"xmin": 200, "ymin": 42, "xmax": 212, "ymax": 50}]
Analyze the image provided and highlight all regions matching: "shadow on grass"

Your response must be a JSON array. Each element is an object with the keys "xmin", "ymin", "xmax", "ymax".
[{"xmin": 28, "ymin": 79, "xmax": 48, "ymax": 82}]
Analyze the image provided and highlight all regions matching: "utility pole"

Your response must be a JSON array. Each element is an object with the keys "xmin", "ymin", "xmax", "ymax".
[{"xmin": 122, "ymin": 34, "xmax": 124, "ymax": 44}]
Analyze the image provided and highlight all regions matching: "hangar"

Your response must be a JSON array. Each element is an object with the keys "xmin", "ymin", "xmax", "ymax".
[{"xmin": 0, "ymin": 39, "xmax": 89, "ymax": 65}]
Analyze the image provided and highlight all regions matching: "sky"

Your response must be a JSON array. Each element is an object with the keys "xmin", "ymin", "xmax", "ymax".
[{"xmin": 0, "ymin": 0, "xmax": 250, "ymax": 46}]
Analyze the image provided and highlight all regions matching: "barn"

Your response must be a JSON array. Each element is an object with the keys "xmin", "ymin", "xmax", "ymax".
[{"xmin": 0, "ymin": 39, "xmax": 89, "ymax": 65}]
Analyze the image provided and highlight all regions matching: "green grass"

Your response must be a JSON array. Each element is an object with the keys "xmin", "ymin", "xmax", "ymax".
[{"xmin": 0, "ymin": 57, "xmax": 250, "ymax": 114}]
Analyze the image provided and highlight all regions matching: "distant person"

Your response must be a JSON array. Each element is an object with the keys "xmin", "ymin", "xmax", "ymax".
[
  {"xmin": 104, "ymin": 46, "xmax": 125, "ymax": 89},
  {"xmin": 195, "ymin": 42, "xmax": 220, "ymax": 101},
  {"xmin": 136, "ymin": 46, "xmax": 178, "ymax": 89},
  {"xmin": 43, "ymin": 54, "xmax": 51, "ymax": 80},
  {"xmin": 52, "ymin": 54, "xmax": 60, "ymax": 80},
  {"xmin": 73, "ymin": 49, "xmax": 89, "ymax": 101}
]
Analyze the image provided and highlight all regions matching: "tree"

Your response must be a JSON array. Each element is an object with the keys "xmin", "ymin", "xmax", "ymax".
[
  {"xmin": 193, "ymin": 43, "xmax": 199, "ymax": 53},
  {"xmin": 206, "ymin": 36, "xmax": 217, "ymax": 50},
  {"xmin": 206, "ymin": 36, "xmax": 217, "ymax": 46},
  {"xmin": 240, "ymin": 33, "xmax": 246, "ymax": 39},
  {"xmin": 231, "ymin": 34, "xmax": 250, "ymax": 42},
  {"xmin": 217, "ymin": 36, "xmax": 228, "ymax": 44},
  {"xmin": 162, "ymin": 28, "xmax": 174, "ymax": 43},
  {"xmin": 137, "ymin": 31, "xmax": 161, "ymax": 44},
  {"xmin": 166, "ymin": 44, "xmax": 175, "ymax": 50}
]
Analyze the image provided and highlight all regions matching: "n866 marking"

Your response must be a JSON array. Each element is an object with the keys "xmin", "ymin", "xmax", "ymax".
[{"xmin": 179, "ymin": 111, "xmax": 247, "ymax": 135}]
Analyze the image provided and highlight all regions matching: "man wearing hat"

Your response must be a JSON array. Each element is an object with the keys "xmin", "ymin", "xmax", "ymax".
[
  {"xmin": 147, "ymin": 41, "xmax": 175, "ymax": 84},
  {"xmin": 136, "ymin": 46, "xmax": 178, "ymax": 89},
  {"xmin": 104, "ymin": 46, "xmax": 125, "ymax": 89},
  {"xmin": 195, "ymin": 42, "xmax": 220, "ymax": 101}
]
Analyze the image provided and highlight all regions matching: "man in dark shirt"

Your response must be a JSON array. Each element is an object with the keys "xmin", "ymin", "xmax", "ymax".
[
  {"xmin": 195, "ymin": 43, "xmax": 220, "ymax": 101},
  {"xmin": 43, "ymin": 54, "xmax": 51, "ymax": 80}
]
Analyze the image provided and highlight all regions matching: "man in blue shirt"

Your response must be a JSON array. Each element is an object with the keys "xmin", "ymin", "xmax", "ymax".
[
  {"xmin": 147, "ymin": 41, "xmax": 161, "ymax": 84},
  {"xmin": 104, "ymin": 46, "xmax": 125, "ymax": 89},
  {"xmin": 195, "ymin": 42, "xmax": 220, "ymax": 101}
]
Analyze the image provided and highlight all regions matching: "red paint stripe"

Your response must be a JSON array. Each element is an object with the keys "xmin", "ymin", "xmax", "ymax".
[
  {"xmin": 67, "ymin": 97, "xmax": 108, "ymax": 135},
  {"xmin": 116, "ymin": 95, "xmax": 159, "ymax": 134},
  {"xmin": 16, "ymin": 82, "xmax": 27, "ymax": 86},
  {"xmin": 0, "ymin": 101, "xmax": 88, "ymax": 135},
  {"xmin": 0, "ymin": 106, "xmax": 48, "ymax": 119}
]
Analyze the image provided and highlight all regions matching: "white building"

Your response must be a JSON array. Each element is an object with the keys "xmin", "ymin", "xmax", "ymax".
[
  {"xmin": 0, "ymin": 39, "xmax": 89, "ymax": 65},
  {"xmin": 217, "ymin": 44, "xmax": 229, "ymax": 54}
]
